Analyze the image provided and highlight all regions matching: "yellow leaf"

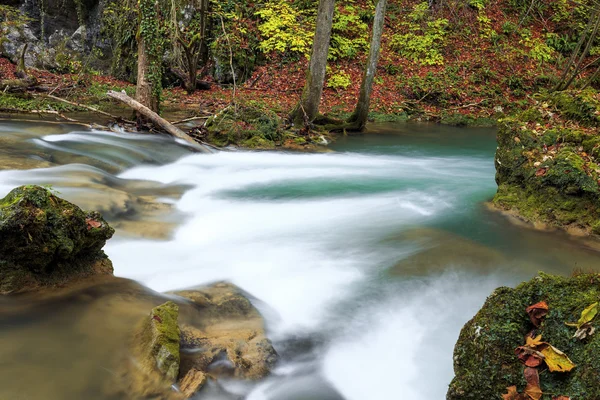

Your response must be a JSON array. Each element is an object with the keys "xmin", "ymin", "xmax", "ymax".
[
  {"xmin": 540, "ymin": 345, "xmax": 576, "ymax": 372},
  {"xmin": 525, "ymin": 334, "xmax": 544, "ymax": 348},
  {"xmin": 577, "ymin": 302, "xmax": 598, "ymax": 329}
]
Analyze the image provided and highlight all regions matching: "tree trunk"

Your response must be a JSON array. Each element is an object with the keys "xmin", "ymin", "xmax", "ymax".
[
  {"xmin": 347, "ymin": 0, "xmax": 387, "ymax": 131},
  {"xmin": 290, "ymin": 0, "xmax": 335, "ymax": 127},
  {"xmin": 136, "ymin": 0, "xmax": 162, "ymax": 125}
]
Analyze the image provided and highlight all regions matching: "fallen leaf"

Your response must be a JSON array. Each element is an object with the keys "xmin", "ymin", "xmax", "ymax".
[
  {"xmin": 552, "ymin": 396, "xmax": 571, "ymax": 400},
  {"xmin": 576, "ymin": 302, "xmax": 597, "ymax": 329},
  {"xmin": 526, "ymin": 301, "xmax": 549, "ymax": 327},
  {"xmin": 515, "ymin": 346, "xmax": 544, "ymax": 367},
  {"xmin": 540, "ymin": 345, "xmax": 576, "ymax": 372},
  {"xmin": 503, "ymin": 386, "xmax": 526, "ymax": 400},
  {"xmin": 524, "ymin": 367, "xmax": 539, "ymax": 387},
  {"xmin": 573, "ymin": 323, "xmax": 595, "ymax": 340},
  {"xmin": 525, "ymin": 334, "xmax": 544, "ymax": 348},
  {"xmin": 524, "ymin": 383, "xmax": 543, "ymax": 400},
  {"xmin": 535, "ymin": 168, "xmax": 547, "ymax": 177},
  {"xmin": 86, "ymin": 218, "xmax": 102, "ymax": 230}
]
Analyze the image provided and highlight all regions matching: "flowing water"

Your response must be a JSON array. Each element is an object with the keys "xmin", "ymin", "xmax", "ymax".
[{"xmin": 1, "ymin": 120, "xmax": 600, "ymax": 399}]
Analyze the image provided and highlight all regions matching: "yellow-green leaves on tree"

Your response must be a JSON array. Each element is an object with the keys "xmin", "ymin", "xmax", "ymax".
[
  {"xmin": 566, "ymin": 302, "xmax": 598, "ymax": 340},
  {"xmin": 539, "ymin": 345, "xmax": 576, "ymax": 373}
]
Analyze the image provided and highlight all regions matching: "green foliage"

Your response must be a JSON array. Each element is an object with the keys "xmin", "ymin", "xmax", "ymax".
[
  {"xmin": 255, "ymin": 0, "xmax": 370, "ymax": 61},
  {"xmin": 255, "ymin": 1, "xmax": 313, "ymax": 56},
  {"xmin": 468, "ymin": 0, "xmax": 488, "ymax": 10},
  {"xmin": 211, "ymin": 1, "xmax": 262, "ymax": 82},
  {"xmin": 519, "ymin": 30, "xmax": 556, "ymax": 63},
  {"xmin": 0, "ymin": 5, "xmax": 31, "ymax": 48},
  {"xmin": 138, "ymin": 0, "xmax": 165, "ymax": 103},
  {"xmin": 326, "ymin": 69, "xmax": 352, "ymax": 90},
  {"xmin": 329, "ymin": 4, "xmax": 370, "ymax": 61},
  {"xmin": 390, "ymin": 2, "xmax": 448, "ymax": 66}
]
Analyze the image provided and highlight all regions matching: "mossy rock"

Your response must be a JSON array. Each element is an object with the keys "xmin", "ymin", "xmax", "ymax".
[
  {"xmin": 138, "ymin": 301, "xmax": 181, "ymax": 383},
  {"xmin": 493, "ymin": 107, "xmax": 600, "ymax": 233},
  {"xmin": 205, "ymin": 102, "xmax": 283, "ymax": 148},
  {"xmin": 0, "ymin": 185, "xmax": 114, "ymax": 294},
  {"xmin": 448, "ymin": 273, "xmax": 600, "ymax": 399}
]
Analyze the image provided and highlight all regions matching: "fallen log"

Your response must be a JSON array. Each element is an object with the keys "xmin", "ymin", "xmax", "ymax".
[{"xmin": 106, "ymin": 90, "xmax": 212, "ymax": 153}]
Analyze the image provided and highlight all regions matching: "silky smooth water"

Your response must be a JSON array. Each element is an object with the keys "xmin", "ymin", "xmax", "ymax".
[{"xmin": 1, "ymin": 120, "xmax": 600, "ymax": 400}]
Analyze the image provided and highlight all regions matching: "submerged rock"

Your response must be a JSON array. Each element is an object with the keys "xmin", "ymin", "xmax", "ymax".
[
  {"xmin": 448, "ymin": 273, "xmax": 600, "ymax": 399},
  {"xmin": 116, "ymin": 282, "xmax": 277, "ymax": 399},
  {"xmin": 173, "ymin": 282, "xmax": 278, "ymax": 397},
  {"xmin": 0, "ymin": 185, "xmax": 114, "ymax": 294}
]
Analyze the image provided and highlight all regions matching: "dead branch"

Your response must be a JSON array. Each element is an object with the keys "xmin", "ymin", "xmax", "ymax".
[
  {"xmin": 106, "ymin": 90, "xmax": 212, "ymax": 153},
  {"xmin": 36, "ymin": 94, "xmax": 135, "ymax": 124}
]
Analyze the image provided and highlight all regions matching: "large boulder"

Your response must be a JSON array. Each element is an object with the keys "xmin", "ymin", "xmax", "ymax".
[
  {"xmin": 493, "ymin": 89, "xmax": 600, "ymax": 235},
  {"xmin": 448, "ymin": 273, "xmax": 600, "ymax": 399},
  {"xmin": 0, "ymin": 185, "xmax": 114, "ymax": 294}
]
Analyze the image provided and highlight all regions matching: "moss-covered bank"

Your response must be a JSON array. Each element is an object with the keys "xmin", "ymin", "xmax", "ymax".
[
  {"xmin": 448, "ymin": 272, "xmax": 600, "ymax": 399},
  {"xmin": 493, "ymin": 89, "xmax": 600, "ymax": 235}
]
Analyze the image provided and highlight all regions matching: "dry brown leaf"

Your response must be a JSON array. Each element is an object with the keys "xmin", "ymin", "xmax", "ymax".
[
  {"xmin": 524, "ymin": 383, "xmax": 543, "ymax": 400},
  {"xmin": 526, "ymin": 301, "xmax": 549, "ymax": 327},
  {"xmin": 503, "ymin": 386, "xmax": 526, "ymax": 400},
  {"xmin": 552, "ymin": 396, "xmax": 571, "ymax": 400}
]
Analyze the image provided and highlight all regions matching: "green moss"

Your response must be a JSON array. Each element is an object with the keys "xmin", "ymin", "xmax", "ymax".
[
  {"xmin": 448, "ymin": 273, "xmax": 600, "ymax": 399},
  {"xmin": 547, "ymin": 89, "xmax": 600, "ymax": 127},
  {"xmin": 0, "ymin": 185, "xmax": 114, "ymax": 294},
  {"xmin": 140, "ymin": 301, "xmax": 180, "ymax": 382},
  {"xmin": 440, "ymin": 112, "xmax": 497, "ymax": 127},
  {"xmin": 493, "ymin": 101, "xmax": 600, "ymax": 233},
  {"xmin": 205, "ymin": 102, "xmax": 284, "ymax": 148}
]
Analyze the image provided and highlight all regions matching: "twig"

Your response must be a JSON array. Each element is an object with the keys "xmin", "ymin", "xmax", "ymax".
[
  {"xmin": 219, "ymin": 14, "xmax": 237, "ymax": 110},
  {"xmin": 171, "ymin": 116, "xmax": 211, "ymax": 125},
  {"xmin": 35, "ymin": 94, "xmax": 136, "ymax": 124}
]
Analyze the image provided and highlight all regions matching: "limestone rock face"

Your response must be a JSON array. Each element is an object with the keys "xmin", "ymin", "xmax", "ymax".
[
  {"xmin": 448, "ymin": 273, "xmax": 600, "ymax": 399},
  {"xmin": 0, "ymin": 185, "xmax": 114, "ymax": 294}
]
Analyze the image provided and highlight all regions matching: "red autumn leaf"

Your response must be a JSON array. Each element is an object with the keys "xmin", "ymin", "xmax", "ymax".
[
  {"xmin": 524, "ymin": 367, "xmax": 539, "ymax": 387},
  {"xmin": 86, "ymin": 218, "xmax": 102, "ymax": 230},
  {"xmin": 526, "ymin": 301, "xmax": 549, "ymax": 327},
  {"xmin": 152, "ymin": 315, "xmax": 162, "ymax": 323},
  {"xmin": 515, "ymin": 346, "xmax": 544, "ymax": 367},
  {"xmin": 535, "ymin": 168, "xmax": 547, "ymax": 177}
]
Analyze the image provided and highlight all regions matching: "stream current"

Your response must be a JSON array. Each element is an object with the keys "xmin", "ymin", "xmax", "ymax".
[{"xmin": 1, "ymin": 120, "xmax": 600, "ymax": 399}]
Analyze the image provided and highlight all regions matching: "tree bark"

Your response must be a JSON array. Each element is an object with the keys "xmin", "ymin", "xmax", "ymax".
[
  {"xmin": 347, "ymin": 0, "xmax": 387, "ymax": 131},
  {"xmin": 136, "ymin": 37, "xmax": 159, "ymax": 120},
  {"xmin": 290, "ymin": 0, "xmax": 335, "ymax": 126},
  {"xmin": 107, "ymin": 90, "xmax": 212, "ymax": 153}
]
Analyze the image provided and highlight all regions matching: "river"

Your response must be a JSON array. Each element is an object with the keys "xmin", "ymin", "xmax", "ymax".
[{"xmin": 1, "ymin": 120, "xmax": 599, "ymax": 399}]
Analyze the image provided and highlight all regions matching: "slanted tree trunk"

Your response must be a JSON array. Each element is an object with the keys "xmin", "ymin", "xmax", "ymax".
[
  {"xmin": 290, "ymin": 0, "xmax": 335, "ymax": 127},
  {"xmin": 347, "ymin": 0, "xmax": 387, "ymax": 131}
]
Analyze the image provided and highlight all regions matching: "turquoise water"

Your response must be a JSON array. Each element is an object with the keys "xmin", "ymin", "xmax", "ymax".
[{"xmin": 0, "ymin": 120, "xmax": 599, "ymax": 399}]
